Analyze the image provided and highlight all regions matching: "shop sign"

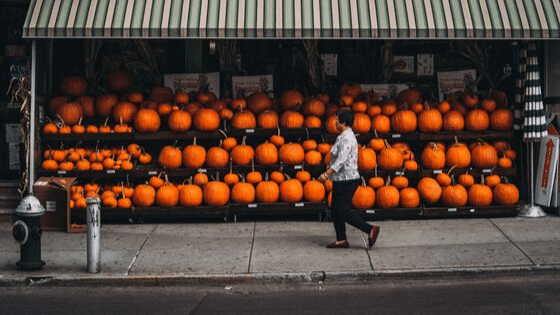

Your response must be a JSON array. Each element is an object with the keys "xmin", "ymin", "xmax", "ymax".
[
  {"xmin": 4, "ymin": 45, "xmax": 26, "ymax": 59},
  {"xmin": 437, "ymin": 69, "xmax": 477, "ymax": 100},
  {"xmin": 359, "ymin": 84, "xmax": 409, "ymax": 100},
  {"xmin": 232, "ymin": 75, "xmax": 273, "ymax": 98},
  {"xmin": 535, "ymin": 135, "xmax": 559, "ymax": 207},
  {"xmin": 163, "ymin": 72, "xmax": 220, "ymax": 97}
]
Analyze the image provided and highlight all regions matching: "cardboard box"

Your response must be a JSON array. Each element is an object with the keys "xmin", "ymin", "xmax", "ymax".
[{"xmin": 33, "ymin": 177, "xmax": 78, "ymax": 232}]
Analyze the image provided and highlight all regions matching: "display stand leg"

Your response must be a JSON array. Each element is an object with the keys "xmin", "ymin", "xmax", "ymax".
[{"xmin": 519, "ymin": 140, "xmax": 547, "ymax": 217}]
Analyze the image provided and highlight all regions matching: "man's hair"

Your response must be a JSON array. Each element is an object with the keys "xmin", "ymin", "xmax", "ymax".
[{"xmin": 336, "ymin": 109, "xmax": 354, "ymax": 126}]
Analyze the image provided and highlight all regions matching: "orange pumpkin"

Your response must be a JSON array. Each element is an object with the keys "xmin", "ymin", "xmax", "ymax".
[
  {"xmin": 465, "ymin": 109, "xmax": 490, "ymax": 132},
  {"xmin": 206, "ymin": 143, "xmax": 229, "ymax": 168},
  {"xmin": 490, "ymin": 109, "xmax": 514, "ymax": 131},
  {"xmin": 442, "ymin": 183, "xmax": 468, "ymax": 207},
  {"xmin": 391, "ymin": 109, "xmax": 417, "ymax": 133},
  {"xmin": 418, "ymin": 105, "xmax": 443, "ymax": 133},
  {"xmin": 182, "ymin": 137, "xmax": 206, "ymax": 168},
  {"xmin": 376, "ymin": 182, "xmax": 400, "ymax": 209},
  {"xmin": 421, "ymin": 142, "xmax": 446, "ymax": 170},
  {"xmin": 352, "ymin": 112, "xmax": 371, "ymax": 134},
  {"xmin": 280, "ymin": 111, "xmax": 304, "ymax": 129},
  {"xmin": 256, "ymin": 178, "xmax": 280, "ymax": 203},
  {"xmin": 301, "ymin": 98, "xmax": 326, "ymax": 117},
  {"xmin": 255, "ymin": 142, "xmax": 279, "ymax": 165},
  {"xmin": 231, "ymin": 110, "xmax": 257, "ymax": 129},
  {"xmin": 417, "ymin": 177, "xmax": 442, "ymax": 204},
  {"xmin": 194, "ymin": 108, "xmax": 220, "ymax": 131},
  {"xmin": 280, "ymin": 90, "xmax": 304, "ymax": 110},
  {"xmin": 60, "ymin": 75, "xmax": 87, "ymax": 97},
  {"xmin": 167, "ymin": 109, "xmax": 192, "ymax": 132},
  {"xmin": 134, "ymin": 108, "xmax": 161, "ymax": 133},
  {"xmin": 257, "ymin": 110, "xmax": 279, "ymax": 129},
  {"xmin": 112, "ymin": 101, "xmax": 137, "ymax": 124},
  {"xmin": 203, "ymin": 180, "xmax": 230, "ymax": 206},
  {"xmin": 279, "ymin": 142, "xmax": 305, "ymax": 165},
  {"xmin": 303, "ymin": 179, "xmax": 326, "ymax": 202},
  {"xmin": 352, "ymin": 178, "xmax": 375, "ymax": 209},
  {"xmin": 230, "ymin": 136, "xmax": 254, "ymax": 166},
  {"xmin": 56, "ymin": 102, "xmax": 84, "ymax": 126},
  {"xmin": 132, "ymin": 183, "xmax": 156, "ymax": 207},
  {"xmin": 399, "ymin": 187, "xmax": 420, "ymax": 208},
  {"xmin": 279, "ymin": 177, "xmax": 303, "ymax": 203},
  {"xmin": 231, "ymin": 179, "xmax": 256, "ymax": 204},
  {"xmin": 247, "ymin": 92, "xmax": 273, "ymax": 113}
]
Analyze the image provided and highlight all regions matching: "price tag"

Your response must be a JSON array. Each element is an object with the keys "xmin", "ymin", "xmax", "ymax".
[
  {"xmin": 198, "ymin": 168, "xmax": 207, "ymax": 173},
  {"xmin": 148, "ymin": 171, "xmax": 158, "ymax": 175},
  {"xmin": 395, "ymin": 171, "xmax": 404, "ymax": 176},
  {"xmin": 57, "ymin": 170, "xmax": 66, "ymax": 175},
  {"xmin": 248, "ymin": 203, "xmax": 257, "ymax": 208},
  {"xmin": 295, "ymin": 202, "xmax": 304, "ymax": 207},
  {"xmin": 106, "ymin": 170, "xmax": 116, "ymax": 174},
  {"xmin": 482, "ymin": 169, "xmax": 492, "ymax": 174},
  {"xmin": 448, "ymin": 208, "xmax": 457, "ymax": 212},
  {"xmin": 246, "ymin": 129, "xmax": 254, "ymax": 133},
  {"xmin": 433, "ymin": 170, "xmax": 442, "ymax": 174},
  {"xmin": 470, "ymin": 209, "xmax": 476, "ymax": 213},
  {"xmin": 366, "ymin": 210, "xmax": 376, "ymax": 215},
  {"xmin": 392, "ymin": 134, "xmax": 401, "ymax": 138},
  {"xmin": 294, "ymin": 165, "xmax": 302, "ymax": 170}
]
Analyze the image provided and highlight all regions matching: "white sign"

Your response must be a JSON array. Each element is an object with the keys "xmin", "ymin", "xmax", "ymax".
[
  {"xmin": 437, "ymin": 69, "xmax": 477, "ymax": 100},
  {"xmin": 164, "ymin": 72, "xmax": 220, "ymax": 97},
  {"xmin": 232, "ymin": 75, "xmax": 273, "ymax": 98},
  {"xmin": 359, "ymin": 84, "xmax": 409, "ymax": 100},
  {"xmin": 393, "ymin": 56, "xmax": 415, "ymax": 74},
  {"xmin": 535, "ymin": 135, "xmax": 559, "ymax": 207},
  {"xmin": 417, "ymin": 54, "xmax": 434, "ymax": 76},
  {"xmin": 321, "ymin": 54, "xmax": 338, "ymax": 76}
]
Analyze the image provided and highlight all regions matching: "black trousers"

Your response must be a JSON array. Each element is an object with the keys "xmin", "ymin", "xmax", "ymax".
[{"xmin": 331, "ymin": 179, "xmax": 372, "ymax": 241}]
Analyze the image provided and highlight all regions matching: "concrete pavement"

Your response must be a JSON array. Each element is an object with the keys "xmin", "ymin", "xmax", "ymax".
[{"xmin": 1, "ymin": 216, "xmax": 560, "ymax": 286}]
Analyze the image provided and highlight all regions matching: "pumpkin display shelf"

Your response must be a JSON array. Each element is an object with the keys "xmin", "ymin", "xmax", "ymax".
[
  {"xmin": 71, "ymin": 205, "xmax": 230, "ymax": 223},
  {"xmin": 350, "ymin": 207, "xmax": 423, "ymax": 220},
  {"xmin": 421, "ymin": 205, "xmax": 518, "ymax": 218},
  {"xmin": 229, "ymin": 202, "xmax": 326, "ymax": 222}
]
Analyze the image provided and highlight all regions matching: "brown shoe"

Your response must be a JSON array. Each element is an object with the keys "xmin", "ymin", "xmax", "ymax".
[
  {"xmin": 368, "ymin": 225, "xmax": 380, "ymax": 248},
  {"xmin": 326, "ymin": 240, "xmax": 349, "ymax": 248}
]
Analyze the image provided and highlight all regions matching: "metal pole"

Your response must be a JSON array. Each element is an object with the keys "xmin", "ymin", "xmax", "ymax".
[
  {"xmin": 29, "ymin": 40, "xmax": 36, "ymax": 194},
  {"xmin": 86, "ymin": 197, "xmax": 101, "ymax": 273},
  {"xmin": 519, "ymin": 140, "xmax": 546, "ymax": 217}
]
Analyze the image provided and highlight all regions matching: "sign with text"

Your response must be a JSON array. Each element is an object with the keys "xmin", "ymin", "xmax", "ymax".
[
  {"xmin": 232, "ymin": 75, "xmax": 273, "ymax": 98},
  {"xmin": 535, "ymin": 135, "xmax": 559, "ymax": 207},
  {"xmin": 437, "ymin": 69, "xmax": 476, "ymax": 100},
  {"xmin": 164, "ymin": 72, "xmax": 220, "ymax": 97},
  {"xmin": 359, "ymin": 84, "xmax": 409, "ymax": 100}
]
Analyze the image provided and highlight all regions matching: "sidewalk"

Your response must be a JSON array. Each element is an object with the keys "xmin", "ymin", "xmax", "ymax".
[{"xmin": 1, "ymin": 216, "xmax": 560, "ymax": 286}]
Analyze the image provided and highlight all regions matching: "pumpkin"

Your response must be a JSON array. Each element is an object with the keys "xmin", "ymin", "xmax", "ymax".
[
  {"xmin": 421, "ymin": 142, "xmax": 446, "ymax": 170},
  {"xmin": 358, "ymin": 145, "xmax": 376, "ymax": 171},
  {"xmin": 465, "ymin": 109, "xmax": 490, "ymax": 132},
  {"xmin": 194, "ymin": 108, "xmax": 220, "ymax": 131},
  {"xmin": 105, "ymin": 70, "xmax": 132, "ymax": 92},
  {"xmin": 404, "ymin": 160, "xmax": 419, "ymax": 171},
  {"xmin": 471, "ymin": 141, "xmax": 498, "ymax": 169},
  {"xmin": 270, "ymin": 171, "xmax": 285, "ymax": 184},
  {"xmin": 367, "ymin": 104, "xmax": 382, "ymax": 117},
  {"xmin": 220, "ymin": 108, "xmax": 234, "ymax": 120},
  {"xmin": 185, "ymin": 102, "xmax": 202, "ymax": 116},
  {"xmin": 303, "ymin": 179, "xmax": 326, "ymax": 202},
  {"xmin": 437, "ymin": 100, "xmax": 451, "ymax": 114},
  {"xmin": 490, "ymin": 109, "xmax": 514, "ymax": 131},
  {"xmin": 301, "ymin": 98, "xmax": 326, "ymax": 117},
  {"xmin": 481, "ymin": 98, "xmax": 497, "ymax": 112},
  {"xmin": 182, "ymin": 137, "xmax": 206, "ymax": 168},
  {"xmin": 269, "ymin": 126, "xmax": 285, "ymax": 147},
  {"xmin": 442, "ymin": 183, "xmax": 468, "ymax": 207},
  {"xmin": 352, "ymin": 112, "xmax": 371, "ymax": 134},
  {"xmin": 279, "ymin": 176, "xmax": 303, "ymax": 203},
  {"xmin": 304, "ymin": 115, "xmax": 322, "ymax": 128},
  {"xmin": 280, "ymin": 111, "xmax": 305, "ymax": 129},
  {"xmin": 206, "ymin": 142, "xmax": 229, "ymax": 168},
  {"xmin": 352, "ymin": 101, "xmax": 368, "ymax": 113},
  {"xmin": 352, "ymin": 178, "xmax": 375, "ymax": 209},
  {"xmin": 462, "ymin": 90, "xmax": 479, "ymax": 108},
  {"xmin": 468, "ymin": 179, "xmax": 493, "ymax": 207},
  {"xmin": 48, "ymin": 95, "xmax": 69, "ymax": 114},
  {"xmin": 256, "ymin": 177, "xmax": 280, "ymax": 203},
  {"xmin": 279, "ymin": 142, "xmax": 305, "ymax": 165},
  {"xmin": 497, "ymin": 156, "xmax": 513, "ymax": 168},
  {"xmin": 295, "ymin": 169, "xmax": 311, "ymax": 183},
  {"xmin": 458, "ymin": 171, "xmax": 475, "ymax": 187},
  {"xmin": 150, "ymin": 87, "xmax": 174, "ymax": 103},
  {"xmin": 399, "ymin": 187, "xmax": 420, "ymax": 208},
  {"xmin": 246, "ymin": 159, "xmax": 263, "ymax": 185},
  {"xmin": 56, "ymin": 102, "xmax": 84, "ymax": 126},
  {"xmin": 418, "ymin": 105, "xmax": 443, "ymax": 133},
  {"xmin": 157, "ymin": 145, "xmax": 182, "ymax": 169},
  {"xmin": 255, "ymin": 141, "xmax": 278, "ymax": 165},
  {"xmin": 325, "ymin": 115, "xmax": 341, "ymax": 134},
  {"xmin": 75, "ymin": 95, "xmax": 95, "ymax": 118},
  {"xmin": 221, "ymin": 134, "xmax": 238, "ymax": 151},
  {"xmin": 417, "ymin": 177, "xmax": 442, "ymax": 204},
  {"xmin": 368, "ymin": 173, "xmax": 384, "ymax": 189},
  {"xmin": 132, "ymin": 183, "xmax": 156, "ymax": 207},
  {"xmin": 391, "ymin": 109, "xmax": 417, "ymax": 133},
  {"xmin": 134, "ymin": 108, "xmax": 161, "ymax": 133},
  {"xmin": 485, "ymin": 174, "xmax": 501, "ymax": 188},
  {"xmin": 41, "ymin": 159, "xmax": 58, "ymax": 171},
  {"xmin": 493, "ymin": 178, "xmax": 519, "ymax": 206},
  {"xmin": 196, "ymin": 91, "xmax": 216, "ymax": 104},
  {"xmin": 446, "ymin": 141, "xmax": 471, "ymax": 168},
  {"xmin": 155, "ymin": 181, "xmax": 179, "ymax": 207},
  {"xmin": 223, "ymin": 159, "xmax": 240, "ymax": 186},
  {"xmin": 203, "ymin": 179, "xmax": 230, "ymax": 206},
  {"xmin": 112, "ymin": 101, "xmax": 137, "ymax": 124},
  {"xmin": 168, "ymin": 109, "xmax": 192, "ymax": 132},
  {"xmin": 60, "ymin": 75, "xmax": 87, "ymax": 97},
  {"xmin": 280, "ymin": 90, "xmax": 304, "ymax": 110},
  {"xmin": 231, "ymin": 109, "xmax": 257, "ymax": 129},
  {"xmin": 302, "ymin": 139, "xmax": 318, "ymax": 152},
  {"xmin": 193, "ymin": 172, "xmax": 209, "ymax": 186},
  {"xmin": 230, "ymin": 98, "xmax": 247, "ymax": 111},
  {"xmin": 443, "ymin": 110, "xmax": 465, "ymax": 131},
  {"xmin": 392, "ymin": 175, "xmax": 409, "ymax": 189},
  {"xmin": 398, "ymin": 88, "xmax": 422, "ymax": 105},
  {"xmin": 257, "ymin": 110, "xmax": 279, "ymax": 129},
  {"xmin": 95, "ymin": 94, "xmax": 119, "ymax": 118},
  {"xmin": 371, "ymin": 114, "xmax": 391, "ymax": 134},
  {"xmin": 230, "ymin": 136, "xmax": 254, "ymax": 166},
  {"xmin": 305, "ymin": 150, "xmax": 323, "ymax": 165},
  {"xmin": 378, "ymin": 142, "xmax": 404, "ymax": 171},
  {"xmin": 376, "ymin": 181, "xmax": 400, "ymax": 209},
  {"xmin": 231, "ymin": 178, "xmax": 256, "ymax": 204},
  {"xmin": 247, "ymin": 91, "xmax": 273, "ymax": 113}
]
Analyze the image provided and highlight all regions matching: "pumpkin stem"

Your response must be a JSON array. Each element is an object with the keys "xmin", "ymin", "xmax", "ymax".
[
  {"xmin": 360, "ymin": 176, "xmax": 366, "ymax": 186},
  {"xmin": 305, "ymin": 128, "xmax": 310, "ymax": 140},
  {"xmin": 218, "ymin": 129, "xmax": 228, "ymax": 139},
  {"xmin": 385, "ymin": 176, "xmax": 391, "ymax": 186},
  {"xmin": 229, "ymin": 158, "xmax": 233, "ymax": 174},
  {"xmin": 373, "ymin": 129, "xmax": 378, "ymax": 139},
  {"xmin": 241, "ymin": 135, "xmax": 247, "ymax": 145},
  {"xmin": 193, "ymin": 136, "xmax": 197, "ymax": 146},
  {"xmin": 56, "ymin": 114, "xmax": 66, "ymax": 127},
  {"xmin": 384, "ymin": 139, "xmax": 391, "ymax": 148},
  {"xmin": 374, "ymin": 164, "xmax": 378, "ymax": 177},
  {"xmin": 276, "ymin": 124, "xmax": 281, "ymax": 137},
  {"xmin": 223, "ymin": 120, "xmax": 228, "ymax": 132},
  {"xmin": 251, "ymin": 158, "xmax": 255, "ymax": 172},
  {"xmin": 454, "ymin": 136, "xmax": 459, "ymax": 144},
  {"xmin": 447, "ymin": 165, "xmax": 457, "ymax": 175},
  {"xmin": 480, "ymin": 175, "xmax": 486, "ymax": 185},
  {"xmin": 103, "ymin": 116, "xmax": 109, "ymax": 126}
]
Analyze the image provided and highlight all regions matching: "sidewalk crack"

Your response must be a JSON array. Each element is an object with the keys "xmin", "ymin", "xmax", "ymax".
[
  {"xmin": 361, "ymin": 233, "xmax": 375, "ymax": 271},
  {"xmin": 247, "ymin": 221, "xmax": 256, "ymax": 273},
  {"xmin": 489, "ymin": 219, "xmax": 538, "ymax": 266},
  {"xmin": 126, "ymin": 224, "xmax": 158, "ymax": 276}
]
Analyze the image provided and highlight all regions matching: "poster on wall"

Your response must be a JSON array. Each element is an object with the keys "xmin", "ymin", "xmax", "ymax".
[
  {"xmin": 163, "ymin": 72, "xmax": 220, "ymax": 97},
  {"xmin": 393, "ymin": 56, "xmax": 415, "ymax": 74},
  {"xmin": 321, "ymin": 54, "xmax": 338, "ymax": 76},
  {"xmin": 417, "ymin": 54, "xmax": 434, "ymax": 76},
  {"xmin": 231, "ymin": 75, "xmax": 274, "ymax": 98},
  {"xmin": 359, "ymin": 84, "xmax": 409, "ymax": 100},
  {"xmin": 437, "ymin": 69, "xmax": 477, "ymax": 100}
]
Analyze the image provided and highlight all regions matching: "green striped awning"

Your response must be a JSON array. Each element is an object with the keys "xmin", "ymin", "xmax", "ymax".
[{"xmin": 23, "ymin": 0, "xmax": 560, "ymax": 39}]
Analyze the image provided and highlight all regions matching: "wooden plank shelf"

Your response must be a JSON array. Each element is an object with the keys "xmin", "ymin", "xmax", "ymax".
[
  {"xmin": 229, "ymin": 202, "xmax": 326, "ymax": 216},
  {"xmin": 71, "ymin": 206, "xmax": 230, "ymax": 222},
  {"xmin": 351, "ymin": 207, "xmax": 423, "ymax": 220},
  {"xmin": 422, "ymin": 205, "xmax": 519, "ymax": 218},
  {"xmin": 421, "ymin": 167, "xmax": 518, "ymax": 177}
]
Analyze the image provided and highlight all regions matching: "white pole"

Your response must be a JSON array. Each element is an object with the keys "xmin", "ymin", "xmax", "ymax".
[
  {"xmin": 29, "ymin": 40, "xmax": 36, "ymax": 194},
  {"xmin": 86, "ymin": 197, "xmax": 101, "ymax": 273}
]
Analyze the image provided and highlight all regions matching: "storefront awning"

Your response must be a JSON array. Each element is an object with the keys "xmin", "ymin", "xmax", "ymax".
[{"xmin": 23, "ymin": 0, "xmax": 560, "ymax": 39}]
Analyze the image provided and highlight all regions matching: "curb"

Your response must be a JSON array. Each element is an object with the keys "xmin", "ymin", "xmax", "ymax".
[{"xmin": 1, "ymin": 265, "xmax": 559, "ymax": 287}]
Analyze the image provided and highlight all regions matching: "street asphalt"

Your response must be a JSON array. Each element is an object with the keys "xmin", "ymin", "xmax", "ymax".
[{"xmin": 1, "ymin": 215, "xmax": 559, "ymax": 286}]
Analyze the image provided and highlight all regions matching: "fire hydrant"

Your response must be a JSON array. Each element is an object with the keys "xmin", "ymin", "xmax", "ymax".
[{"xmin": 12, "ymin": 195, "xmax": 46, "ymax": 271}]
